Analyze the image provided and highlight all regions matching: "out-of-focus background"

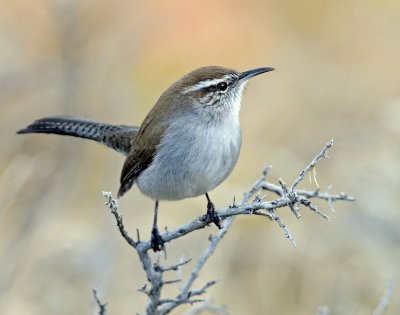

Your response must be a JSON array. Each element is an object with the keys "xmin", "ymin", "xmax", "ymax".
[{"xmin": 1, "ymin": 1, "xmax": 399, "ymax": 314}]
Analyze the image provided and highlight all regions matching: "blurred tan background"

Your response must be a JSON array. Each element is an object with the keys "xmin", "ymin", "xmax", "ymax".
[{"xmin": 1, "ymin": 0, "xmax": 400, "ymax": 314}]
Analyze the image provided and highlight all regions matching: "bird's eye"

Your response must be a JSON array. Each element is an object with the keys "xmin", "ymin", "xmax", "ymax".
[{"xmin": 216, "ymin": 82, "xmax": 228, "ymax": 91}]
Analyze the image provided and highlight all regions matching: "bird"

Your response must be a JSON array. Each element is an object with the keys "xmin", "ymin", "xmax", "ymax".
[{"xmin": 17, "ymin": 65, "xmax": 274, "ymax": 251}]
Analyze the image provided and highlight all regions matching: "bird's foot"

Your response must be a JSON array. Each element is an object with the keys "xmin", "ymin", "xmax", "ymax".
[
  {"xmin": 202, "ymin": 200, "xmax": 222, "ymax": 229},
  {"xmin": 150, "ymin": 226, "xmax": 165, "ymax": 252}
]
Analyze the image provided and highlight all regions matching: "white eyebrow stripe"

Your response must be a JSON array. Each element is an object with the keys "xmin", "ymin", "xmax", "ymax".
[{"xmin": 182, "ymin": 75, "xmax": 232, "ymax": 94}]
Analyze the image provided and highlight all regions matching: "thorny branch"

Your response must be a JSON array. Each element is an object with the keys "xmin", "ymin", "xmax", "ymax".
[
  {"xmin": 99, "ymin": 140, "xmax": 354, "ymax": 315},
  {"xmin": 373, "ymin": 276, "xmax": 396, "ymax": 315},
  {"xmin": 93, "ymin": 289, "xmax": 107, "ymax": 315}
]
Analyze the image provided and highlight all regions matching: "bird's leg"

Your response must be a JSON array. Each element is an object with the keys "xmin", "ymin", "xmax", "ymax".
[
  {"xmin": 150, "ymin": 200, "xmax": 164, "ymax": 252},
  {"xmin": 203, "ymin": 193, "xmax": 222, "ymax": 229}
]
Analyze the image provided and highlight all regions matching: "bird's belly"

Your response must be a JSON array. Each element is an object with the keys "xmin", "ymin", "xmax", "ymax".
[{"xmin": 137, "ymin": 122, "xmax": 241, "ymax": 201}]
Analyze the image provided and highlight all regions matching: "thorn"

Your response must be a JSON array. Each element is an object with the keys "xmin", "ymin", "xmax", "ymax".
[
  {"xmin": 136, "ymin": 228, "xmax": 141, "ymax": 242},
  {"xmin": 232, "ymin": 195, "xmax": 236, "ymax": 207},
  {"xmin": 263, "ymin": 165, "xmax": 272, "ymax": 177},
  {"xmin": 138, "ymin": 284, "xmax": 149, "ymax": 296}
]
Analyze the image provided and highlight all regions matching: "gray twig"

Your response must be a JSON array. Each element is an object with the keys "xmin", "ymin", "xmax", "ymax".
[
  {"xmin": 155, "ymin": 258, "xmax": 192, "ymax": 272},
  {"xmin": 183, "ymin": 301, "xmax": 228, "ymax": 315},
  {"xmin": 103, "ymin": 191, "xmax": 137, "ymax": 248},
  {"xmin": 373, "ymin": 277, "xmax": 396, "ymax": 315},
  {"xmin": 291, "ymin": 139, "xmax": 333, "ymax": 191},
  {"xmin": 93, "ymin": 289, "xmax": 107, "ymax": 315},
  {"xmin": 101, "ymin": 140, "xmax": 354, "ymax": 315}
]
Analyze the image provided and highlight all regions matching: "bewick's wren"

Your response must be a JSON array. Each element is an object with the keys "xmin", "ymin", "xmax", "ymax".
[{"xmin": 18, "ymin": 66, "xmax": 274, "ymax": 251}]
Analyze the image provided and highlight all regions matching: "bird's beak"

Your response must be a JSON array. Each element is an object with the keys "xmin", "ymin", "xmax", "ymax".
[{"xmin": 239, "ymin": 67, "xmax": 275, "ymax": 82}]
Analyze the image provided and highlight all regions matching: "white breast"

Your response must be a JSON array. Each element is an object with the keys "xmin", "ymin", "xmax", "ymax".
[{"xmin": 137, "ymin": 113, "xmax": 242, "ymax": 201}]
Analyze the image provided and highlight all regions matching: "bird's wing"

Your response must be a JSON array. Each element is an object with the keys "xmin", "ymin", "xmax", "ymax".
[{"xmin": 117, "ymin": 113, "xmax": 167, "ymax": 198}]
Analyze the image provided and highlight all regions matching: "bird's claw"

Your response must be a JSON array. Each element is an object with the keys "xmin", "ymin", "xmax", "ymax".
[
  {"xmin": 202, "ymin": 200, "xmax": 222, "ymax": 229},
  {"xmin": 151, "ymin": 227, "xmax": 165, "ymax": 252}
]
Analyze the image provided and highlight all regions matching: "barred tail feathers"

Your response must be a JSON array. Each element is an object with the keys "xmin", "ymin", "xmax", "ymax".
[{"xmin": 17, "ymin": 116, "xmax": 139, "ymax": 155}]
